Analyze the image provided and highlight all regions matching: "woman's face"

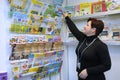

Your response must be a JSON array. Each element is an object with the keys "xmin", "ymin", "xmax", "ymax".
[{"xmin": 82, "ymin": 21, "xmax": 96, "ymax": 36}]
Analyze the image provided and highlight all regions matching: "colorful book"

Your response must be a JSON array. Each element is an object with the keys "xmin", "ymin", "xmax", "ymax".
[
  {"xmin": 8, "ymin": 0, "xmax": 30, "ymax": 17},
  {"xmin": 112, "ymin": 28, "xmax": 120, "ymax": 41},
  {"xmin": 80, "ymin": 2, "xmax": 92, "ymax": 16},
  {"xmin": 64, "ymin": 6, "xmax": 75, "ymax": 17},
  {"xmin": 99, "ymin": 26, "xmax": 110, "ymax": 41},
  {"xmin": 106, "ymin": 0, "xmax": 120, "ymax": 11},
  {"xmin": 75, "ymin": 5, "xmax": 80, "ymax": 17},
  {"xmin": 92, "ymin": 1, "xmax": 106, "ymax": 14}
]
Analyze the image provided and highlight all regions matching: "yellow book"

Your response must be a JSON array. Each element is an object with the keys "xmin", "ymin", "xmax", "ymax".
[
  {"xmin": 80, "ymin": 2, "xmax": 92, "ymax": 16},
  {"xmin": 28, "ymin": 67, "xmax": 39, "ymax": 73}
]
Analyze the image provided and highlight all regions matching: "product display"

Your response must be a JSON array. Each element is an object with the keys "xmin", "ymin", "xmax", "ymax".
[
  {"xmin": 1, "ymin": 0, "xmax": 119, "ymax": 80},
  {"xmin": 8, "ymin": 0, "xmax": 64, "ymax": 80}
]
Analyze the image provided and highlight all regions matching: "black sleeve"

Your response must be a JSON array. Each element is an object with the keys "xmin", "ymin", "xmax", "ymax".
[
  {"xmin": 65, "ymin": 16, "xmax": 86, "ymax": 41},
  {"xmin": 87, "ymin": 44, "xmax": 111, "ymax": 74}
]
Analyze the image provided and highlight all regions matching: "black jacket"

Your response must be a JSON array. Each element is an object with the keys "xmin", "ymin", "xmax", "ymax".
[{"xmin": 65, "ymin": 16, "xmax": 111, "ymax": 80}]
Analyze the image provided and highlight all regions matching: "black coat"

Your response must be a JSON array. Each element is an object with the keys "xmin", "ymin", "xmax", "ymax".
[{"xmin": 65, "ymin": 16, "xmax": 111, "ymax": 80}]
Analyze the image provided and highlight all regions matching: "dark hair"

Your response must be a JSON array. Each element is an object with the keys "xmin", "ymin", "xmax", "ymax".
[{"xmin": 87, "ymin": 18, "xmax": 104, "ymax": 36}]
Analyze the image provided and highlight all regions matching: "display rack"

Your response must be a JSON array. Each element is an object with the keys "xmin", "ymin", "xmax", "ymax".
[
  {"xmin": 64, "ymin": 40, "xmax": 120, "ymax": 46},
  {"xmin": 8, "ymin": 0, "xmax": 65, "ymax": 80},
  {"xmin": 9, "ymin": 50, "xmax": 63, "ymax": 79},
  {"xmin": 64, "ymin": 9, "xmax": 120, "ymax": 46},
  {"xmin": 71, "ymin": 10, "xmax": 120, "ymax": 21}
]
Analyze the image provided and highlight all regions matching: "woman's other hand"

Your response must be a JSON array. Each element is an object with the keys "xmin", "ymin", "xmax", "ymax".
[{"xmin": 79, "ymin": 69, "xmax": 88, "ymax": 79}]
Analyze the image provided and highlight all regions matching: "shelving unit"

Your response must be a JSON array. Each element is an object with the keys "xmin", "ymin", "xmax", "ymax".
[
  {"xmin": 9, "ymin": 50, "xmax": 64, "ymax": 80},
  {"xmin": 64, "ymin": 10, "xmax": 120, "ymax": 46},
  {"xmin": 71, "ymin": 10, "xmax": 120, "ymax": 21}
]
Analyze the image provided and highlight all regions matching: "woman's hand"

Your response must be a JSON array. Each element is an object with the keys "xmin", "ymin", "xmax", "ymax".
[
  {"xmin": 63, "ymin": 12, "xmax": 68, "ymax": 17},
  {"xmin": 79, "ymin": 69, "xmax": 88, "ymax": 79}
]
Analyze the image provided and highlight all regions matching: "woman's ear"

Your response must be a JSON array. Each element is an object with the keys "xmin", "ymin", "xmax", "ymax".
[{"xmin": 92, "ymin": 28, "xmax": 96, "ymax": 33}]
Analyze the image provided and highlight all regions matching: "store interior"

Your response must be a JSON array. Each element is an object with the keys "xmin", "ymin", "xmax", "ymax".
[{"xmin": 0, "ymin": 0, "xmax": 120, "ymax": 80}]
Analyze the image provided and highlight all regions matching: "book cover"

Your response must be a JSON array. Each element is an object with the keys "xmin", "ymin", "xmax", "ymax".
[
  {"xmin": 75, "ymin": 5, "xmax": 80, "ymax": 17},
  {"xmin": 44, "ymin": 42, "xmax": 53, "ymax": 51},
  {"xmin": 80, "ymin": 2, "xmax": 92, "ymax": 16},
  {"xmin": 8, "ymin": 0, "xmax": 31, "ymax": 17},
  {"xmin": 112, "ymin": 28, "xmax": 120, "ymax": 41},
  {"xmin": 99, "ymin": 26, "xmax": 110, "ymax": 41},
  {"xmin": 66, "ymin": 28, "xmax": 76, "ymax": 42},
  {"xmin": 92, "ymin": 1, "xmax": 106, "ymax": 14},
  {"xmin": 45, "ymin": 35, "xmax": 53, "ymax": 42},
  {"xmin": 106, "ymin": 0, "xmax": 120, "ymax": 11},
  {"xmin": 38, "ymin": 27, "xmax": 46, "ymax": 34},
  {"xmin": 52, "ymin": 42, "xmax": 63, "ymax": 50},
  {"xmin": 45, "ymin": 22, "xmax": 55, "ymax": 35},
  {"xmin": 54, "ymin": 5, "xmax": 65, "ymax": 17},
  {"xmin": 11, "ymin": 62, "xmax": 20, "ymax": 75},
  {"xmin": 64, "ymin": 6, "xmax": 75, "ymax": 17},
  {"xmin": 44, "ymin": 5, "xmax": 57, "ymax": 18},
  {"xmin": 53, "ymin": 36, "xmax": 61, "ymax": 42}
]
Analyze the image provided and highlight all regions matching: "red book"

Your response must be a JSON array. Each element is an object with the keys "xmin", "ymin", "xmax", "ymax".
[{"xmin": 92, "ymin": 1, "xmax": 106, "ymax": 14}]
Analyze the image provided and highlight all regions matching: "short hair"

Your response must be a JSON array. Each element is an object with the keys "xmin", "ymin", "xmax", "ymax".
[{"xmin": 87, "ymin": 18, "xmax": 104, "ymax": 36}]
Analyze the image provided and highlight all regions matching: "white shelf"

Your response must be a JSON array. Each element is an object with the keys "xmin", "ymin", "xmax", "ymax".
[
  {"xmin": 71, "ymin": 10, "xmax": 120, "ymax": 21},
  {"xmin": 103, "ymin": 40, "xmax": 120, "ymax": 45},
  {"xmin": 64, "ymin": 40, "xmax": 120, "ymax": 46},
  {"xmin": 21, "ymin": 72, "xmax": 36, "ymax": 77},
  {"xmin": 10, "ymin": 59, "xmax": 28, "ymax": 63}
]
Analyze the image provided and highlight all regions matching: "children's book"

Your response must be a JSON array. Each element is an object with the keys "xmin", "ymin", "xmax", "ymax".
[
  {"xmin": 45, "ymin": 35, "xmax": 53, "ymax": 42},
  {"xmin": 80, "ymin": 2, "xmax": 92, "ymax": 16},
  {"xmin": 75, "ymin": 5, "xmax": 80, "ymax": 17},
  {"xmin": 44, "ymin": 42, "xmax": 53, "ymax": 51},
  {"xmin": 112, "ymin": 28, "xmax": 120, "ymax": 41},
  {"xmin": 44, "ymin": 5, "xmax": 57, "ymax": 18},
  {"xmin": 106, "ymin": 0, "xmax": 120, "ymax": 11},
  {"xmin": 11, "ymin": 62, "xmax": 20, "ymax": 76},
  {"xmin": 8, "ymin": 0, "xmax": 31, "ymax": 17},
  {"xmin": 45, "ymin": 22, "xmax": 55, "ymax": 35},
  {"xmin": 54, "ymin": 5, "xmax": 65, "ymax": 17},
  {"xmin": 39, "ymin": 35, "xmax": 46, "ymax": 42},
  {"xmin": 53, "ymin": 36, "xmax": 61, "ymax": 42},
  {"xmin": 20, "ymin": 61, "xmax": 29, "ymax": 74},
  {"xmin": 31, "ymin": 43, "xmax": 39, "ymax": 53},
  {"xmin": 54, "ymin": 16, "xmax": 63, "ymax": 29},
  {"xmin": 64, "ymin": 6, "xmax": 75, "ymax": 17},
  {"xmin": 92, "ymin": 1, "xmax": 106, "ymax": 14},
  {"xmin": 38, "ymin": 43, "xmax": 45, "ymax": 53},
  {"xmin": 38, "ymin": 27, "xmax": 46, "ymax": 34},
  {"xmin": 30, "ymin": 0, "xmax": 47, "ymax": 16},
  {"xmin": 28, "ymin": 0, "xmax": 48, "ymax": 26},
  {"xmin": 66, "ymin": 28, "xmax": 76, "ymax": 42},
  {"xmin": 52, "ymin": 42, "xmax": 63, "ymax": 50},
  {"xmin": 99, "ymin": 26, "xmax": 110, "ymax": 41},
  {"xmin": 24, "ymin": 43, "xmax": 31, "ymax": 56},
  {"xmin": 30, "ymin": 26, "xmax": 39, "ymax": 34},
  {"xmin": 26, "ymin": 35, "xmax": 34, "ymax": 43},
  {"xmin": 52, "ymin": 0, "xmax": 63, "ymax": 6}
]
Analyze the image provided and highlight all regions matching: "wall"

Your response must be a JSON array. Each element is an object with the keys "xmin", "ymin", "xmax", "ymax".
[{"xmin": 0, "ymin": 0, "xmax": 9, "ymax": 73}]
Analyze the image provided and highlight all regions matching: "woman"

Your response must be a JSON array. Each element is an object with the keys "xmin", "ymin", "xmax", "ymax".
[{"xmin": 63, "ymin": 12, "xmax": 111, "ymax": 80}]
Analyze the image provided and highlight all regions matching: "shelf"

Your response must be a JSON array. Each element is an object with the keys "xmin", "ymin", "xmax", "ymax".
[
  {"xmin": 21, "ymin": 72, "xmax": 36, "ymax": 77},
  {"xmin": 71, "ymin": 10, "xmax": 120, "ymax": 21},
  {"xmin": 103, "ymin": 40, "xmax": 120, "ymax": 45},
  {"xmin": 10, "ymin": 59, "xmax": 28, "ymax": 63},
  {"xmin": 64, "ymin": 40, "xmax": 120, "ymax": 46}
]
